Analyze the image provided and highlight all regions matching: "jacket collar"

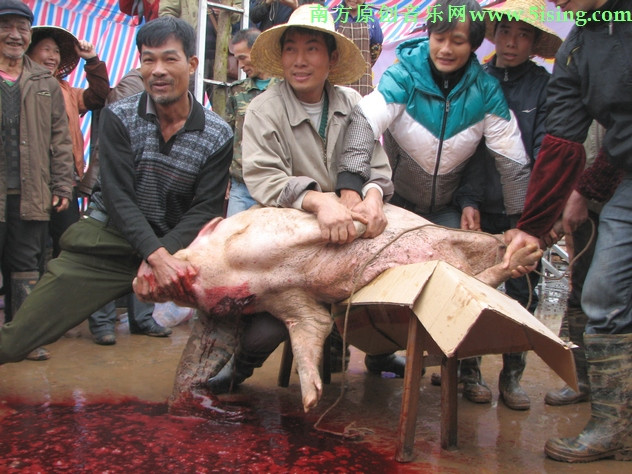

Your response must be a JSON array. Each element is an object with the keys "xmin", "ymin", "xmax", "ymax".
[
  {"xmin": 485, "ymin": 56, "xmax": 535, "ymax": 83},
  {"xmin": 137, "ymin": 90, "xmax": 205, "ymax": 132},
  {"xmin": 234, "ymin": 75, "xmax": 279, "ymax": 93},
  {"xmin": 280, "ymin": 80, "xmax": 348, "ymax": 128},
  {"xmin": 395, "ymin": 37, "xmax": 481, "ymax": 99},
  {"xmin": 19, "ymin": 55, "xmax": 54, "ymax": 82}
]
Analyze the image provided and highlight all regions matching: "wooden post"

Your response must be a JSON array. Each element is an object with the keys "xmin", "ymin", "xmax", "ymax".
[
  {"xmin": 210, "ymin": 0, "xmax": 235, "ymax": 117},
  {"xmin": 440, "ymin": 356, "xmax": 459, "ymax": 449},
  {"xmin": 395, "ymin": 316, "xmax": 424, "ymax": 462}
]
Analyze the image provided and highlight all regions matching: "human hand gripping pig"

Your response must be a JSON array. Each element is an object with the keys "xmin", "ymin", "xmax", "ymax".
[{"xmin": 134, "ymin": 247, "xmax": 198, "ymax": 303}]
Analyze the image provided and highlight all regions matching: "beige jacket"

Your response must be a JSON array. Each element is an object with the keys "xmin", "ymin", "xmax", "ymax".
[
  {"xmin": 159, "ymin": 0, "xmax": 198, "ymax": 28},
  {"xmin": 242, "ymin": 80, "xmax": 392, "ymax": 208}
]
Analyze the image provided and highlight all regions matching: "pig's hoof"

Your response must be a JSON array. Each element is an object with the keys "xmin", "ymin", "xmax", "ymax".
[
  {"xmin": 511, "ymin": 244, "xmax": 543, "ymax": 270},
  {"xmin": 300, "ymin": 377, "xmax": 323, "ymax": 413},
  {"xmin": 168, "ymin": 390, "xmax": 248, "ymax": 422}
]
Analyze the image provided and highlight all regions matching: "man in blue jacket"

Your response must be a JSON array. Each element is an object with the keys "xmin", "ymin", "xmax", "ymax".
[{"xmin": 338, "ymin": 0, "xmax": 532, "ymax": 403}]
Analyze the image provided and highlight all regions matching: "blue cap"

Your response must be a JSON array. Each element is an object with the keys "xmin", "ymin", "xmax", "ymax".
[{"xmin": 0, "ymin": 0, "xmax": 34, "ymax": 24}]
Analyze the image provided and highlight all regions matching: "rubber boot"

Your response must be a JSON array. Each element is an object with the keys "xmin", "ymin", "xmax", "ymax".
[
  {"xmin": 11, "ymin": 272, "xmax": 50, "ymax": 361},
  {"xmin": 545, "ymin": 333, "xmax": 632, "ymax": 463},
  {"xmin": 460, "ymin": 357, "xmax": 491, "ymax": 403},
  {"xmin": 499, "ymin": 352, "xmax": 530, "ymax": 410},
  {"xmin": 207, "ymin": 349, "xmax": 271, "ymax": 394},
  {"xmin": 545, "ymin": 307, "xmax": 590, "ymax": 405},
  {"xmin": 365, "ymin": 353, "xmax": 406, "ymax": 378},
  {"xmin": 207, "ymin": 312, "xmax": 287, "ymax": 394}
]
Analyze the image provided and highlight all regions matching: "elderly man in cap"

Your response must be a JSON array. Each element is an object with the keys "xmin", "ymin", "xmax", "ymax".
[
  {"xmin": 451, "ymin": 0, "xmax": 562, "ymax": 410},
  {"xmin": 206, "ymin": 4, "xmax": 398, "ymax": 393},
  {"xmin": 0, "ymin": 0, "xmax": 73, "ymax": 359}
]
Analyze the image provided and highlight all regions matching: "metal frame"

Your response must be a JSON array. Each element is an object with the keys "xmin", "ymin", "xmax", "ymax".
[
  {"xmin": 195, "ymin": 0, "xmax": 250, "ymax": 103},
  {"xmin": 541, "ymin": 243, "xmax": 569, "ymax": 279}
]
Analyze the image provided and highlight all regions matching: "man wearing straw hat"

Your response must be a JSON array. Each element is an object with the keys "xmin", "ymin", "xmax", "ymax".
[
  {"xmin": 452, "ymin": 0, "xmax": 562, "ymax": 411},
  {"xmin": 502, "ymin": 0, "xmax": 632, "ymax": 464},
  {"xmin": 207, "ymin": 4, "xmax": 401, "ymax": 392}
]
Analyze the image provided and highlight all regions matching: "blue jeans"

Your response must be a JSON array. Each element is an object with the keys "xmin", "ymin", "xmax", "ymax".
[
  {"xmin": 582, "ymin": 174, "xmax": 632, "ymax": 334},
  {"xmin": 226, "ymin": 178, "xmax": 257, "ymax": 217}
]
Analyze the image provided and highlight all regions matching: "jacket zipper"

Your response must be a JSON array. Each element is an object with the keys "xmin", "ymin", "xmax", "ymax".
[{"xmin": 430, "ymin": 99, "xmax": 450, "ymax": 213}]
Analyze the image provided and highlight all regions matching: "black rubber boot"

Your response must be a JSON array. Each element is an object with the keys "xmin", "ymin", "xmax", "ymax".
[
  {"xmin": 460, "ymin": 357, "xmax": 491, "ymax": 403},
  {"xmin": 545, "ymin": 333, "xmax": 632, "ymax": 463},
  {"xmin": 499, "ymin": 352, "xmax": 530, "ymax": 410},
  {"xmin": 207, "ymin": 312, "xmax": 288, "ymax": 394},
  {"xmin": 207, "ymin": 350, "xmax": 271, "ymax": 394},
  {"xmin": 365, "ymin": 353, "xmax": 406, "ymax": 378},
  {"xmin": 545, "ymin": 307, "xmax": 590, "ymax": 405},
  {"xmin": 10, "ymin": 272, "xmax": 50, "ymax": 361}
]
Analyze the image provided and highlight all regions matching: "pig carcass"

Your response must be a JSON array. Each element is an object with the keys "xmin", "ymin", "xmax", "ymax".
[{"xmin": 135, "ymin": 203, "xmax": 541, "ymax": 417}]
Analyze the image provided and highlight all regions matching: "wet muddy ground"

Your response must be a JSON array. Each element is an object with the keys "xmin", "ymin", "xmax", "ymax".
[{"xmin": 0, "ymin": 258, "xmax": 624, "ymax": 473}]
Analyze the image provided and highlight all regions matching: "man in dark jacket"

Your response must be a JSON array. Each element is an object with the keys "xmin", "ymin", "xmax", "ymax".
[
  {"xmin": 0, "ymin": 16, "xmax": 232, "ymax": 364},
  {"xmin": 503, "ymin": 0, "xmax": 632, "ymax": 463},
  {"xmin": 0, "ymin": 0, "xmax": 74, "ymax": 359},
  {"xmin": 454, "ymin": 0, "xmax": 562, "ymax": 411}
]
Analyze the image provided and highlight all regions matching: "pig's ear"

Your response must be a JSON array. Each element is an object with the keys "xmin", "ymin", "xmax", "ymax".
[{"xmin": 199, "ymin": 217, "xmax": 224, "ymax": 235}]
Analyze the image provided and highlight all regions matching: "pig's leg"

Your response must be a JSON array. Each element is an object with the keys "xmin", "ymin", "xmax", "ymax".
[
  {"xmin": 265, "ymin": 289, "xmax": 333, "ymax": 412},
  {"xmin": 168, "ymin": 310, "xmax": 242, "ymax": 419},
  {"xmin": 476, "ymin": 244, "xmax": 543, "ymax": 288}
]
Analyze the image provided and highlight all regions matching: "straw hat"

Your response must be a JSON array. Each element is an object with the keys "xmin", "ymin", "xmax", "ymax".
[
  {"xmin": 484, "ymin": 0, "xmax": 562, "ymax": 59},
  {"xmin": 28, "ymin": 26, "xmax": 80, "ymax": 79},
  {"xmin": 250, "ymin": 4, "xmax": 366, "ymax": 85}
]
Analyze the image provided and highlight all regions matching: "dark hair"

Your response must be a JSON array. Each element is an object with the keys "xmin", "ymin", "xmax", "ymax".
[
  {"xmin": 230, "ymin": 28, "xmax": 261, "ymax": 49},
  {"xmin": 427, "ymin": 0, "xmax": 486, "ymax": 51},
  {"xmin": 280, "ymin": 26, "xmax": 337, "ymax": 57},
  {"xmin": 136, "ymin": 16, "xmax": 196, "ymax": 58}
]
